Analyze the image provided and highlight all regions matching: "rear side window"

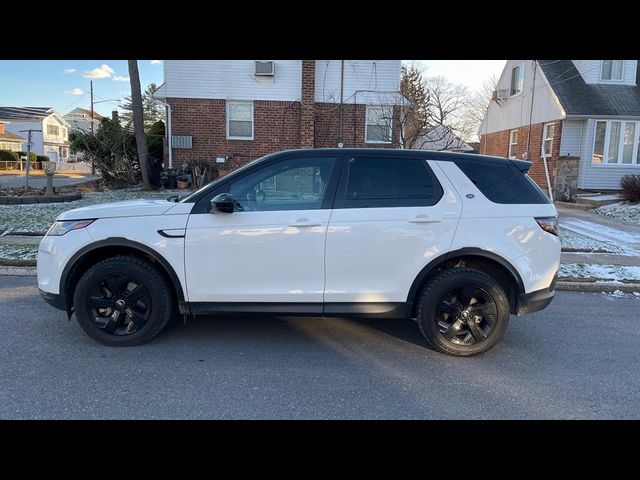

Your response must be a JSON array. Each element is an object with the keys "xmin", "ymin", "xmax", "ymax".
[
  {"xmin": 339, "ymin": 156, "xmax": 443, "ymax": 208},
  {"xmin": 453, "ymin": 158, "xmax": 550, "ymax": 204}
]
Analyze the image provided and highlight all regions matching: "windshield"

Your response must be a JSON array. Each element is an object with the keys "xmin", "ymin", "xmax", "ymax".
[{"xmin": 175, "ymin": 155, "xmax": 269, "ymax": 203}]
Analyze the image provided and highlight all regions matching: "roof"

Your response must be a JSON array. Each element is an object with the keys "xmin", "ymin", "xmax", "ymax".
[
  {"xmin": 538, "ymin": 60, "xmax": 640, "ymax": 117},
  {"xmin": 414, "ymin": 125, "xmax": 474, "ymax": 152},
  {"xmin": 65, "ymin": 107, "xmax": 104, "ymax": 119},
  {"xmin": 0, "ymin": 130, "xmax": 26, "ymax": 142},
  {"xmin": 0, "ymin": 106, "xmax": 55, "ymax": 121},
  {"xmin": 266, "ymin": 147, "xmax": 520, "ymax": 166}
]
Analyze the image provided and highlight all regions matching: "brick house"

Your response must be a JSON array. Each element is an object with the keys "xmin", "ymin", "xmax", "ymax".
[
  {"xmin": 152, "ymin": 60, "xmax": 404, "ymax": 176},
  {"xmin": 479, "ymin": 60, "xmax": 640, "ymax": 198}
]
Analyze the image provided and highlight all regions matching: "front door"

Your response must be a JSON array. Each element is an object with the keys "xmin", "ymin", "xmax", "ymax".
[{"xmin": 184, "ymin": 155, "xmax": 338, "ymax": 305}]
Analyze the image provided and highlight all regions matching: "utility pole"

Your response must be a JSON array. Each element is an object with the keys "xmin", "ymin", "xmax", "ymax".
[
  {"xmin": 19, "ymin": 129, "xmax": 41, "ymax": 190},
  {"xmin": 90, "ymin": 80, "xmax": 95, "ymax": 175},
  {"xmin": 338, "ymin": 60, "xmax": 344, "ymax": 147}
]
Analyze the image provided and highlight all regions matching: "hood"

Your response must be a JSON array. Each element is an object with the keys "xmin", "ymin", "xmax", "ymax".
[{"xmin": 57, "ymin": 199, "xmax": 176, "ymax": 221}]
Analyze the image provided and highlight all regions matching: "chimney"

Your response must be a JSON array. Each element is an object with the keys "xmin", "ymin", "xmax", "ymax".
[{"xmin": 300, "ymin": 60, "xmax": 315, "ymax": 148}]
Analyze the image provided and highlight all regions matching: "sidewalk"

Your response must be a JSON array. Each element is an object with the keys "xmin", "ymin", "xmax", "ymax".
[{"xmin": 0, "ymin": 173, "xmax": 100, "ymax": 190}]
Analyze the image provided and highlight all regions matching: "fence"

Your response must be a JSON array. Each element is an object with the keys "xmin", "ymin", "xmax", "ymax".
[{"xmin": 0, "ymin": 160, "xmax": 93, "ymax": 172}]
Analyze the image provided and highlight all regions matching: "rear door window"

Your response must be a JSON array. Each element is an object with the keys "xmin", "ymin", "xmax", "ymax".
[{"xmin": 337, "ymin": 156, "xmax": 443, "ymax": 208}]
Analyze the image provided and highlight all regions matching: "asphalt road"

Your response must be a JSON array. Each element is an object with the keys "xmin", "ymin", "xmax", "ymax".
[{"xmin": 1, "ymin": 275, "xmax": 639, "ymax": 419}]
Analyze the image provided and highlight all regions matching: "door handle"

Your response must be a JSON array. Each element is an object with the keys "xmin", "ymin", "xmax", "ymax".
[
  {"xmin": 408, "ymin": 215, "xmax": 442, "ymax": 223},
  {"xmin": 289, "ymin": 218, "xmax": 322, "ymax": 227}
]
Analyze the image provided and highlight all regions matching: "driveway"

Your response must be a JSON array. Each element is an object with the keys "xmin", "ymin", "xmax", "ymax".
[{"xmin": 2, "ymin": 276, "xmax": 639, "ymax": 419}]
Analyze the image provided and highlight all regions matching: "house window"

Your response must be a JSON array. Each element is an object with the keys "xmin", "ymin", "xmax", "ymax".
[
  {"xmin": 510, "ymin": 64, "xmax": 524, "ymax": 96},
  {"xmin": 365, "ymin": 106, "xmax": 393, "ymax": 143},
  {"xmin": 542, "ymin": 123, "xmax": 555, "ymax": 157},
  {"xmin": 508, "ymin": 129, "xmax": 518, "ymax": 158},
  {"xmin": 227, "ymin": 101, "xmax": 254, "ymax": 140},
  {"xmin": 47, "ymin": 124, "xmax": 60, "ymax": 136},
  {"xmin": 0, "ymin": 142, "xmax": 21, "ymax": 152},
  {"xmin": 601, "ymin": 60, "xmax": 624, "ymax": 81},
  {"xmin": 592, "ymin": 120, "xmax": 640, "ymax": 165}
]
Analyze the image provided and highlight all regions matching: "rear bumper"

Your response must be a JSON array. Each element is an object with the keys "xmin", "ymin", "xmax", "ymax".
[
  {"xmin": 39, "ymin": 289, "xmax": 67, "ymax": 311},
  {"xmin": 516, "ymin": 270, "xmax": 557, "ymax": 315}
]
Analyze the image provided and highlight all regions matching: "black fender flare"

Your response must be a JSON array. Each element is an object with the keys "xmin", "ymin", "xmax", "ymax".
[
  {"xmin": 406, "ymin": 247, "xmax": 525, "ymax": 303},
  {"xmin": 60, "ymin": 237, "xmax": 186, "ymax": 303}
]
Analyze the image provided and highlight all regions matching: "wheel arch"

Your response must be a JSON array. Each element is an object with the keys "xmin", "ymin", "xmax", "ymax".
[
  {"xmin": 407, "ymin": 248, "xmax": 525, "ymax": 316},
  {"xmin": 60, "ymin": 237, "xmax": 185, "ymax": 316}
]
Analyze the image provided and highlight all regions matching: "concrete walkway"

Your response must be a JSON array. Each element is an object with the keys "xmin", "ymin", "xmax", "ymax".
[{"xmin": 0, "ymin": 173, "xmax": 100, "ymax": 189}]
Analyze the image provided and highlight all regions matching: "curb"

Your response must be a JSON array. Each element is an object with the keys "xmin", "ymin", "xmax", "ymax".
[
  {"xmin": 557, "ymin": 281, "xmax": 640, "ymax": 293},
  {"xmin": 0, "ymin": 266, "xmax": 37, "ymax": 276}
]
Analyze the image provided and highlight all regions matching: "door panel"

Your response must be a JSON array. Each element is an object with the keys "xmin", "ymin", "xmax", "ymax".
[
  {"xmin": 184, "ymin": 156, "xmax": 337, "ymax": 303},
  {"xmin": 324, "ymin": 158, "xmax": 461, "ymax": 303}
]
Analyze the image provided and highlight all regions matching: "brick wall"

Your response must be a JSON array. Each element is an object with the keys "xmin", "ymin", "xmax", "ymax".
[
  {"xmin": 168, "ymin": 97, "xmax": 302, "ymax": 175},
  {"xmin": 300, "ymin": 60, "xmax": 315, "ymax": 148},
  {"xmin": 479, "ymin": 119, "xmax": 563, "ymax": 190},
  {"xmin": 167, "ymin": 98, "xmax": 402, "ymax": 176}
]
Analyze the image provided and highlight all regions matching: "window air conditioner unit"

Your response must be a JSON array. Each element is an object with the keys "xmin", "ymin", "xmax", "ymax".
[
  {"xmin": 496, "ymin": 88, "xmax": 510, "ymax": 100},
  {"xmin": 255, "ymin": 61, "xmax": 275, "ymax": 76}
]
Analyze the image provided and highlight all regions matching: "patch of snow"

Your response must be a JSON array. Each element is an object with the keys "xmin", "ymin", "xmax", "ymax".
[
  {"xmin": 559, "ymin": 263, "xmax": 640, "ymax": 283},
  {"xmin": 559, "ymin": 227, "xmax": 623, "ymax": 253},
  {"xmin": 0, "ymin": 188, "xmax": 183, "ymax": 233},
  {"xmin": 561, "ymin": 219, "xmax": 640, "ymax": 249},
  {"xmin": 595, "ymin": 201, "xmax": 640, "ymax": 226}
]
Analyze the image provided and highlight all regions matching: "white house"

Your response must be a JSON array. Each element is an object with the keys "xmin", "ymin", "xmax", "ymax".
[
  {"xmin": 0, "ymin": 107, "xmax": 71, "ymax": 161},
  {"xmin": 479, "ymin": 60, "xmax": 640, "ymax": 195},
  {"xmin": 63, "ymin": 107, "xmax": 103, "ymax": 133},
  {"xmin": 0, "ymin": 121, "xmax": 26, "ymax": 152}
]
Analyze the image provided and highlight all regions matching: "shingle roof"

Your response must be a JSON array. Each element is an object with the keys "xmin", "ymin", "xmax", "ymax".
[
  {"xmin": 0, "ymin": 130, "xmax": 26, "ymax": 142},
  {"xmin": 538, "ymin": 60, "xmax": 640, "ymax": 117},
  {"xmin": 65, "ymin": 107, "xmax": 104, "ymax": 119},
  {"xmin": 0, "ymin": 106, "xmax": 54, "ymax": 121}
]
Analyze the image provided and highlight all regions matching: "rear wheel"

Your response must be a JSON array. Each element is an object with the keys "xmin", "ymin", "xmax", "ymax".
[
  {"xmin": 73, "ymin": 256, "xmax": 173, "ymax": 346},
  {"xmin": 416, "ymin": 268, "xmax": 510, "ymax": 356}
]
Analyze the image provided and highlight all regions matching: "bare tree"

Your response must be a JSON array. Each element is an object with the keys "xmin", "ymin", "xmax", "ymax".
[
  {"xmin": 395, "ymin": 65, "xmax": 475, "ymax": 150},
  {"xmin": 128, "ymin": 60, "xmax": 152, "ymax": 190},
  {"xmin": 422, "ymin": 75, "xmax": 473, "ymax": 149},
  {"xmin": 463, "ymin": 74, "xmax": 499, "ymax": 142}
]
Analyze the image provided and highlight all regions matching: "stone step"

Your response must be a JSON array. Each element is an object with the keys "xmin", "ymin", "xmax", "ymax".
[{"xmin": 573, "ymin": 193, "xmax": 621, "ymax": 208}]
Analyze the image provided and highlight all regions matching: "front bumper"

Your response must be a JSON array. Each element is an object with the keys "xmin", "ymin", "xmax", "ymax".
[{"xmin": 39, "ymin": 289, "xmax": 67, "ymax": 311}]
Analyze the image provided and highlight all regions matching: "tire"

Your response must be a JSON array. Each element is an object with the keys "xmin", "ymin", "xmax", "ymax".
[
  {"xmin": 73, "ymin": 255, "xmax": 173, "ymax": 346},
  {"xmin": 416, "ymin": 268, "xmax": 510, "ymax": 356}
]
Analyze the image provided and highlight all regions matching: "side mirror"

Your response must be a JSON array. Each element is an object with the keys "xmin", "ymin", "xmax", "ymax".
[{"xmin": 210, "ymin": 193, "xmax": 235, "ymax": 214}]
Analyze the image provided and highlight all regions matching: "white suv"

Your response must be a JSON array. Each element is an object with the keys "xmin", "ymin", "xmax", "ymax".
[{"xmin": 38, "ymin": 149, "xmax": 560, "ymax": 356}]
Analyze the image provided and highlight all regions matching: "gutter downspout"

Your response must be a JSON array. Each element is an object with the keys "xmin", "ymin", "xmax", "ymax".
[{"xmin": 153, "ymin": 98, "xmax": 172, "ymax": 169}]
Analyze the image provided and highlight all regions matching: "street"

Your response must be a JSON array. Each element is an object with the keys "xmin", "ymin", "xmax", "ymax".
[{"xmin": 1, "ymin": 275, "xmax": 639, "ymax": 419}]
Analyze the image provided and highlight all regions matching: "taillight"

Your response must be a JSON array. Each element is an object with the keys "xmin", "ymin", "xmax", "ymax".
[{"xmin": 535, "ymin": 216, "xmax": 559, "ymax": 236}]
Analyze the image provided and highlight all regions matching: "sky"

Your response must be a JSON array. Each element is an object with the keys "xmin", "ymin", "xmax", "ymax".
[
  {"xmin": 0, "ymin": 60, "xmax": 164, "ymax": 118},
  {"xmin": 408, "ymin": 60, "xmax": 506, "ymax": 91},
  {"xmin": 0, "ymin": 60, "xmax": 506, "ymax": 117}
]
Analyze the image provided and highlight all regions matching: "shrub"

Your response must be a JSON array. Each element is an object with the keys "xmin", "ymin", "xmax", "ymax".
[
  {"xmin": 36, "ymin": 155, "xmax": 49, "ymax": 162},
  {"xmin": 16, "ymin": 151, "xmax": 38, "ymax": 162},
  {"xmin": 620, "ymin": 174, "xmax": 640, "ymax": 203},
  {"xmin": 0, "ymin": 150, "xmax": 20, "ymax": 162}
]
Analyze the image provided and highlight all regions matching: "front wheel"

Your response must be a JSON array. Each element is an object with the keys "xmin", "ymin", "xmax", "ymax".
[
  {"xmin": 73, "ymin": 256, "xmax": 173, "ymax": 346},
  {"xmin": 416, "ymin": 268, "xmax": 510, "ymax": 356}
]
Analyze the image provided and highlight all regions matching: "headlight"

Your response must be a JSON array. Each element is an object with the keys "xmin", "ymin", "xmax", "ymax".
[{"xmin": 45, "ymin": 219, "xmax": 95, "ymax": 236}]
